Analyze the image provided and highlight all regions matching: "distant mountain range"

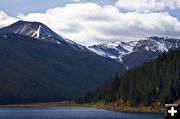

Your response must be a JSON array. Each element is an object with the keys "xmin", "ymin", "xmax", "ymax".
[
  {"xmin": 2, "ymin": 20, "xmax": 180, "ymax": 70},
  {"xmin": 0, "ymin": 21, "xmax": 125, "ymax": 104},
  {"xmin": 89, "ymin": 37, "xmax": 180, "ymax": 68}
]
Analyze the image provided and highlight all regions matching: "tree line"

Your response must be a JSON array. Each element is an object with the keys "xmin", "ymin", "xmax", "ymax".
[{"xmin": 78, "ymin": 49, "xmax": 180, "ymax": 106}]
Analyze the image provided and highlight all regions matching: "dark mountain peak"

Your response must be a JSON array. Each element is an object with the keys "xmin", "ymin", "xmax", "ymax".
[
  {"xmin": 0, "ymin": 20, "xmax": 64, "ymax": 42},
  {"xmin": 147, "ymin": 36, "xmax": 167, "ymax": 43},
  {"xmin": 0, "ymin": 20, "xmax": 88, "ymax": 51},
  {"xmin": 148, "ymin": 36, "xmax": 164, "ymax": 39}
]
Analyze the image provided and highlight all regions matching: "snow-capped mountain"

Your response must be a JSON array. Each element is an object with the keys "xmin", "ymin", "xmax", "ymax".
[
  {"xmin": 89, "ymin": 37, "xmax": 180, "ymax": 68},
  {"xmin": 0, "ymin": 20, "xmax": 86, "ymax": 51}
]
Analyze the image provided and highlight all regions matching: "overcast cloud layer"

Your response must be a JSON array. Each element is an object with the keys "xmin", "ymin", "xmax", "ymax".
[{"xmin": 0, "ymin": 1, "xmax": 180, "ymax": 46}]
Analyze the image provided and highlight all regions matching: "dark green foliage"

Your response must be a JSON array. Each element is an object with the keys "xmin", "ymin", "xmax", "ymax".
[
  {"xmin": 80, "ymin": 49, "xmax": 180, "ymax": 106},
  {"xmin": 0, "ymin": 33, "xmax": 126, "ymax": 105}
]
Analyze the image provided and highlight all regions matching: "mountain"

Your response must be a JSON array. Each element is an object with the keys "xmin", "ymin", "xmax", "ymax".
[
  {"xmin": 0, "ymin": 20, "xmax": 86, "ymax": 51},
  {"xmin": 0, "ymin": 20, "xmax": 61, "ymax": 39},
  {"xmin": 0, "ymin": 21, "xmax": 126, "ymax": 104},
  {"xmin": 89, "ymin": 37, "xmax": 180, "ymax": 68},
  {"xmin": 80, "ymin": 49, "xmax": 180, "ymax": 106}
]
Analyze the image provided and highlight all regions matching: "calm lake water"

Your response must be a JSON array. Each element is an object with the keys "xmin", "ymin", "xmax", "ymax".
[{"xmin": 0, "ymin": 107, "xmax": 164, "ymax": 119}]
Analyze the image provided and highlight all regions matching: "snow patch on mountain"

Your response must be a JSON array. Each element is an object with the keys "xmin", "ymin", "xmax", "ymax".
[
  {"xmin": 88, "ymin": 41, "xmax": 138, "ymax": 62},
  {"xmin": 31, "ymin": 25, "xmax": 41, "ymax": 38}
]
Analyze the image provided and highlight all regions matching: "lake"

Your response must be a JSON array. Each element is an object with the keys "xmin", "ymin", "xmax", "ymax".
[{"xmin": 0, "ymin": 107, "xmax": 164, "ymax": 119}]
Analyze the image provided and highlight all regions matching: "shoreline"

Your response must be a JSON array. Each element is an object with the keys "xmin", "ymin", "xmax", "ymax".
[
  {"xmin": 0, "ymin": 101, "xmax": 86, "ymax": 108},
  {"xmin": 0, "ymin": 101, "xmax": 164, "ymax": 113},
  {"xmin": 90, "ymin": 102, "xmax": 164, "ymax": 113}
]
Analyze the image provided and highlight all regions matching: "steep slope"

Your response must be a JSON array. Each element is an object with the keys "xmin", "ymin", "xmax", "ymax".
[
  {"xmin": 89, "ymin": 37, "xmax": 180, "ymax": 68},
  {"xmin": 0, "ymin": 20, "xmax": 85, "ymax": 51},
  {"xmin": 0, "ymin": 21, "xmax": 126, "ymax": 104},
  {"xmin": 80, "ymin": 49, "xmax": 180, "ymax": 106}
]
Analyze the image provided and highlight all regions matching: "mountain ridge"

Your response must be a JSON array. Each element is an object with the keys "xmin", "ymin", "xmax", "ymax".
[
  {"xmin": 89, "ymin": 36, "xmax": 180, "ymax": 68},
  {"xmin": 2, "ymin": 20, "xmax": 180, "ymax": 69}
]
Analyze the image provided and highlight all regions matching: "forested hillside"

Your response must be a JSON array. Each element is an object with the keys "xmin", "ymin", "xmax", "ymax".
[
  {"xmin": 79, "ymin": 49, "xmax": 180, "ymax": 106},
  {"xmin": 0, "ymin": 33, "xmax": 125, "ymax": 105}
]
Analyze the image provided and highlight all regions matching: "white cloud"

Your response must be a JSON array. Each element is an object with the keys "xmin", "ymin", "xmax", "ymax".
[
  {"xmin": 116, "ymin": 0, "xmax": 180, "ymax": 12},
  {"xmin": 0, "ymin": 11, "xmax": 18, "ymax": 27},
  {"xmin": 0, "ymin": 3, "xmax": 180, "ymax": 46}
]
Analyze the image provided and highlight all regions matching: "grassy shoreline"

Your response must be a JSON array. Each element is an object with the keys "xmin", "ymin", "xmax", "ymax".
[
  {"xmin": 90, "ymin": 102, "xmax": 164, "ymax": 113},
  {"xmin": 91, "ymin": 100, "xmax": 180, "ymax": 113}
]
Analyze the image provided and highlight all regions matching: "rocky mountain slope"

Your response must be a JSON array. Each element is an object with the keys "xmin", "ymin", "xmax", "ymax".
[{"xmin": 89, "ymin": 37, "xmax": 180, "ymax": 68}]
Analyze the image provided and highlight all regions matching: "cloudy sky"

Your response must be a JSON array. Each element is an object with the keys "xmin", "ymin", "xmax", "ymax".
[{"xmin": 0, "ymin": 0, "xmax": 180, "ymax": 46}]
